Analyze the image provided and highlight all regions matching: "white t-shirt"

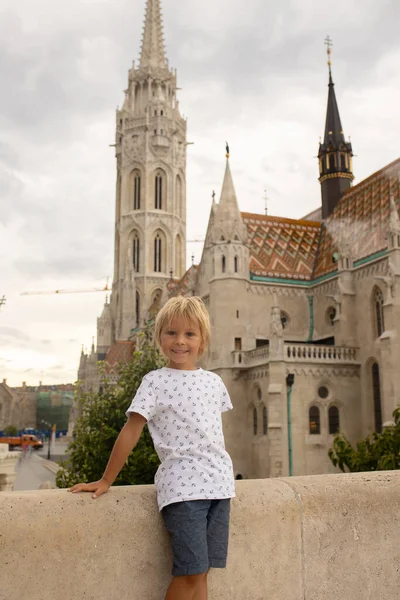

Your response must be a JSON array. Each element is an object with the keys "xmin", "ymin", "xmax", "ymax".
[{"xmin": 126, "ymin": 367, "xmax": 236, "ymax": 511}]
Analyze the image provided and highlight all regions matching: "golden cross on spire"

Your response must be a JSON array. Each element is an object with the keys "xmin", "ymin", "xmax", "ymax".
[{"xmin": 325, "ymin": 35, "xmax": 333, "ymax": 68}]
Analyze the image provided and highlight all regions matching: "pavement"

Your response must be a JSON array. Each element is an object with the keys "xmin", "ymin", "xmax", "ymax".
[{"xmin": 13, "ymin": 453, "xmax": 57, "ymax": 491}]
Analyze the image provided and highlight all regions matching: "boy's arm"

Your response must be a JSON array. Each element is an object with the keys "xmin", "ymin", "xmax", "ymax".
[{"xmin": 69, "ymin": 412, "xmax": 147, "ymax": 499}]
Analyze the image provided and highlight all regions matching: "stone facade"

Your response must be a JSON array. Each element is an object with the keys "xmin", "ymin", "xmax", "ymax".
[
  {"xmin": 0, "ymin": 380, "xmax": 36, "ymax": 431},
  {"xmin": 78, "ymin": 0, "xmax": 400, "ymax": 480}
]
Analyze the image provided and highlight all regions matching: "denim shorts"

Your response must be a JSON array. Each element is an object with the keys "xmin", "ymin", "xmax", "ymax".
[{"xmin": 161, "ymin": 498, "xmax": 231, "ymax": 576}]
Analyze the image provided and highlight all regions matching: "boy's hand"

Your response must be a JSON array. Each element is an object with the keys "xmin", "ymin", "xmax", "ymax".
[{"xmin": 68, "ymin": 478, "xmax": 110, "ymax": 499}]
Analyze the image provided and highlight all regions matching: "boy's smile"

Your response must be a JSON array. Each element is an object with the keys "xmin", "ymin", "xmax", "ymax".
[{"xmin": 160, "ymin": 318, "xmax": 202, "ymax": 370}]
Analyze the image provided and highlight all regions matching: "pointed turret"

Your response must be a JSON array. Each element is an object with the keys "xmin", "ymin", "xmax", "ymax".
[
  {"xmin": 318, "ymin": 38, "xmax": 354, "ymax": 219},
  {"xmin": 139, "ymin": 0, "xmax": 167, "ymax": 72},
  {"xmin": 214, "ymin": 145, "xmax": 247, "ymax": 243}
]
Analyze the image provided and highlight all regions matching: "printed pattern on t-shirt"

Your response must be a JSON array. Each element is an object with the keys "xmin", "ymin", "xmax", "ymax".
[{"xmin": 126, "ymin": 367, "xmax": 236, "ymax": 510}]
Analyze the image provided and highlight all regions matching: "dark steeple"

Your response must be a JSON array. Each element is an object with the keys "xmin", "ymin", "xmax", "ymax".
[{"xmin": 318, "ymin": 37, "xmax": 354, "ymax": 219}]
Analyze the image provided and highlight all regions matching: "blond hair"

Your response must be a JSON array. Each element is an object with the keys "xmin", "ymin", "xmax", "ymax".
[{"xmin": 154, "ymin": 296, "xmax": 210, "ymax": 357}]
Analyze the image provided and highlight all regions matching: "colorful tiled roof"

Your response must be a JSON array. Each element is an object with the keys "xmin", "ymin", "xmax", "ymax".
[
  {"xmin": 241, "ymin": 213, "xmax": 321, "ymax": 281},
  {"xmin": 168, "ymin": 265, "xmax": 199, "ymax": 297},
  {"xmin": 105, "ymin": 341, "xmax": 135, "ymax": 367},
  {"xmin": 314, "ymin": 158, "xmax": 400, "ymax": 279}
]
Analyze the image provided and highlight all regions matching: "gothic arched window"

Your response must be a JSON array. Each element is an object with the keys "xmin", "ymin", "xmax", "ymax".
[
  {"xmin": 373, "ymin": 287, "xmax": 385, "ymax": 337},
  {"xmin": 132, "ymin": 233, "xmax": 140, "ymax": 272},
  {"xmin": 328, "ymin": 406, "xmax": 340, "ymax": 434},
  {"xmin": 328, "ymin": 154, "xmax": 335, "ymax": 170},
  {"xmin": 176, "ymin": 175, "xmax": 183, "ymax": 218},
  {"xmin": 234, "ymin": 255, "xmax": 238, "ymax": 273},
  {"xmin": 154, "ymin": 234, "xmax": 162, "ymax": 272},
  {"xmin": 155, "ymin": 172, "xmax": 163, "ymax": 209},
  {"xmin": 222, "ymin": 255, "xmax": 226, "ymax": 273},
  {"xmin": 133, "ymin": 171, "xmax": 141, "ymax": 210},
  {"xmin": 372, "ymin": 362, "xmax": 382, "ymax": 433},
  {"xmin": 309, "ymin": 406, "xmax": 320, "ymax": 435},
  {"xmin": 175, "ymin": 234, "xmax": 183, "ymax": 278},
  {"xmin": 135, "ymin": 291, "xmax": 140, "ymax": 326},
  {"xmin": 253, "ymin": 407, "xmax": 258, "ymax": 436},
  {"xmin": 263, "ymin": 406, "xmax": 268, "ymax": 435}
]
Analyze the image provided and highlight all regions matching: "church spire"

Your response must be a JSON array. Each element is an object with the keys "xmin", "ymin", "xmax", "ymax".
[
  {"xmin": 318, "ymin": 37, "xmax": 354, "ymax": 219},
  {"xmin": 139, "ymin": 0, "xmax": 167, "ymax": 71}
]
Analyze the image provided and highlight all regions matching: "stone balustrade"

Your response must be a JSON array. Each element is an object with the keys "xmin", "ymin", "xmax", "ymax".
[
  {"xmin": 232, "ymin": 345, "xmax": 269, "ymax": 367},
  {"xmin": 0, "ymin": 443, "xmax": 19, "ymax": 491},
  {"xmin": 232, "ymin": 343, "xmax": 358, "ymax": 368},
  {"xmin": 285, "ymin": 343, "xmax": 358, "ymax": 363},
  {"xmin": 1, "ymin": 472, "xmax": 399, "ymax": 599}
]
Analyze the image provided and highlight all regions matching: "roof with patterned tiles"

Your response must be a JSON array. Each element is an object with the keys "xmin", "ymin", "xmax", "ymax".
[
  {"xmin": 241, "ymin": 212, "xmax": 321, "ymax": 281},
  {"xmin": 314, "ymin": 158, "xmax": 400, "ymax": 279},
  {"xmin": 168, "ymin": 265, "xmax": 199, "ymax": 297},
  {"xmin": 105, "ymin": 341, "xmax": 135, "ymax": 368}
]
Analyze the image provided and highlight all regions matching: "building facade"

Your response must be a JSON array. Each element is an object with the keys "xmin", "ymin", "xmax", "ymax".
[{"xmin": 78, "ymin": 0, "xmax": 400, "ymax": 479}]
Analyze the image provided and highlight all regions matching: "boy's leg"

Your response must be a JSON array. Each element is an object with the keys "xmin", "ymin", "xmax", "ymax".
[
  {"xmin": 193, "ymin": 570, "xmax": 208, "ymax": 600},
  {"xmin": 165, "ymin": 572, "xmax": 208, "ymax": 600}
]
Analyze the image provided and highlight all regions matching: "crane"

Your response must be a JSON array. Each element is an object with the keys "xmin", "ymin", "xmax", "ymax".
[{"xmin": 20, "ymin": 278, "xmax": 110, "ymax": 296}]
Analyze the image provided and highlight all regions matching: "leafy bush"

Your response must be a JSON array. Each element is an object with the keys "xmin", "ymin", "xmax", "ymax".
[
  {"xmin": 328, "ymin": 407, "xmax": 400, "ymax": 472},
  {"xmin": 56, "ymin": 330, "xmax": 165, "ymax": 488}
]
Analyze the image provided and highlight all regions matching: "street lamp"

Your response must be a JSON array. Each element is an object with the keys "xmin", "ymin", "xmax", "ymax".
[
  {"xmin": 40, "ymin": 420, "xmax": 52, "ymax": 460},
  {"xmin": 286, "ymin": 374, "xmax": 295, "ymax": 477}
]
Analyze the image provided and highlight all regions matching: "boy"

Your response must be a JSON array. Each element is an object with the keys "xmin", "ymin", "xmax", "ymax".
[{"xmin": 70, "ymin": 296, "xmax": 235, "ymax": 600}]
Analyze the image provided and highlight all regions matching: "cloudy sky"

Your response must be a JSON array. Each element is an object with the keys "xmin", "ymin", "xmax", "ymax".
[{"xmin": 1, "ymin": 0, "xmax": 399, "ymax": 387}]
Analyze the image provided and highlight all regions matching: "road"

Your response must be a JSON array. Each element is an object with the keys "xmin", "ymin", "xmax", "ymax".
[
  {"xmin": 13, "ymin": 454, "xmax": 56, "ymax": 491},
  {"xmin": 36, "ymin": 441, "xmax": 70, "ymax": 463}
]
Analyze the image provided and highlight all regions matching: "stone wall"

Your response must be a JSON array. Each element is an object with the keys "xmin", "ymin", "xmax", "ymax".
[{"xmin": 1, "ymin": 471, "xmax": 399, "ymax": 599}]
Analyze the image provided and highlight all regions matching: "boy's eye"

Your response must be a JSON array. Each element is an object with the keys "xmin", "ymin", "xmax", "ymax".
[
  {"xmin": 186, "ymin": 332, "xmax": 195, "ymax": 337},
  {"xmin": 166, "ymin": 331, "xmax": 175, "ymax": 336}
]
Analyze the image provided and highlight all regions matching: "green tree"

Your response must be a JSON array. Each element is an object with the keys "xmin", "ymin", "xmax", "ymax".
[
  {"xmin": 3, "ymin": 425, "xmax": 18, "ymax": 436},
  {"xmin": 56, "ymin": 329, "xmax": 165, "ymax": 488},
  {"xmin": 328, "ymin": 407, "xmax": 400, "ymax": 472}
]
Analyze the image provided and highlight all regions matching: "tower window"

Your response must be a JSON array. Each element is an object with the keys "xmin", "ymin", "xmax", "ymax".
[
  {"xmin": 133, "ymin": 172, "xmax": 141, "ymax": 210},
  {"xmin": 253, "ymin": 407, "xmax": 258, "ymax": 436},
  {"xmin": 329, "ymin": 155, "xmax": 335, "ymax": 170},
  {"xmin": 372, "ymin": 363, "xmax": 382, "ymax": 433},
  {"xmin": 161, "ymin": 110, "xmax": 164, "ymax": 116},
  {"xmin": 328, "ymin": 406, "xmax": 340, "ymax": 434},
  {"xmin": 135, "ymin": 291, "xmax": 140, "ymax": 326},
  {"xmin": 222, "ymin": 255, "xmax": 226, "ymax": 273},
  {"xmin": 263, "ymin": 406, "xmax": 268, "ymax": 435},
  {"xmin": 154, "ymin": 234, "xmax": 162, "ymax": 272},
  {"xmin": 373, "ymin": 287, "xmax": 385, "ymax": 337},
  {"xmin": 234, "ymin": 338, "xmax": 242, "ymax": 351},
  {"xmin": 133, "ymin": 234, "xmax": 140, "ymax": 272},
  {"xmin": 309, "ymin": 406, "xmax": 320, "ymax": 435},
  {"xmin": 340, "ymin": 154, "xmax": 346, "ymax": 170},
  {"xmin": 234, "ymin": 256, "xmax": 238, "ymax": 273},
  {"xmin": 155, "ymin": 173, "xmax": 163, "ymax": 210}
]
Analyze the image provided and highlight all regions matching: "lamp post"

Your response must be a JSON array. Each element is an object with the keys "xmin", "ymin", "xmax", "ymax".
[
  {"xmin": 286, "ymin": 373, "xmax": 295, "ymax": 477},
  {"xmin": 40, "ymin": 420, "xmax": 52, "ymax": 460}
]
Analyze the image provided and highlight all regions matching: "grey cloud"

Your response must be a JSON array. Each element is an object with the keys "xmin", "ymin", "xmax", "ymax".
[{"xmin": 0, "ymin": 327, "xmax": 31, "ymax": 342}]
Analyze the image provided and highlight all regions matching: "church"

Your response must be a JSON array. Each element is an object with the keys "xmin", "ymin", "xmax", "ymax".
[{"xmin": 76, "ymin": 0, "xmax": 400, "ymax": 479}]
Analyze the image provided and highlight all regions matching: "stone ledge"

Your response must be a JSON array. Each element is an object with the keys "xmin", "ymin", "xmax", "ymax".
[{"xmin": 1, "ymin": 471, "xmax": 400, "ymax": 600}]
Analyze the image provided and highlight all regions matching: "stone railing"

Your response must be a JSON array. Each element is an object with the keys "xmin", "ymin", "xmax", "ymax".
[
  {"xmin": 1, "ymin": 472, "xmax": 399, "ymax": 599},
  {"xmin": 232, "ymin": 345, "xmax": 269, "ymax": 368},
  {"xmin": 232, "ymin": 343, "xmax": 358, "ymax": 368},
  {"xmin": 285, "ymin": 343, "xmax": 358, "ymax": 363},
  {"xmin": 0, "ymin": 444, "xmax": 19, "ymax": 491}
]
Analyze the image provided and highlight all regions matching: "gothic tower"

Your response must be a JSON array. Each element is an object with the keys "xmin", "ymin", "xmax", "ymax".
[
  {"xmin": 318, "ymin": 41, "xmax": 354, "ymax": 219},
  {"xmin": 110, "ymin": 0, "xmax": 187, "ymax": 341}
]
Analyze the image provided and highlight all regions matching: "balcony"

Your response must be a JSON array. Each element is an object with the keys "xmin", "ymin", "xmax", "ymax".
[{"xmin": 232, "ymin": 343, "xmax": 358, "ymax": 369}]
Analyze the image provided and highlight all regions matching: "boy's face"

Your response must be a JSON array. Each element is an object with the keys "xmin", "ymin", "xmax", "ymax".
[{"xmin": 160, "ymin": 317, "xmax": 202, "ymax": 370}]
